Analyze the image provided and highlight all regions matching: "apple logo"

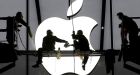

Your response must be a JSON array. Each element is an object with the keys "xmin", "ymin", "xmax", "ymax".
[{"xmin": 35, "ymin": 0, "xmax": 100, "ymax": 75}]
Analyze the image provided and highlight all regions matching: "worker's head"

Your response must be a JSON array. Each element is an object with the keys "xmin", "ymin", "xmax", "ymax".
[
  {"xmin": 117, "ymin": 12, "xmax": 124, "ymax": 20},
  {"xmin": 16, "ymin": 12, "xmax": 23, "ymax": 19},
  {"xmin": 77, "ymin": 30, "xmax": 83, "ymax": 35},
  {"xmin": 47, "ymin": 30, "xmax": 53, "ymax": 36}
]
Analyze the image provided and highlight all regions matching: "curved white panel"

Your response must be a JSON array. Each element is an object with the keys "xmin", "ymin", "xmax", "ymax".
[{"xmin": 67, "ymin": 0, "xmax": 83, "ymax": 17}]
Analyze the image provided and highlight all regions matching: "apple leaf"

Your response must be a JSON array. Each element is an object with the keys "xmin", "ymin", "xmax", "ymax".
[{"xmin": 67, "ymin": 0, "xmax": 83, "ymax": 17}]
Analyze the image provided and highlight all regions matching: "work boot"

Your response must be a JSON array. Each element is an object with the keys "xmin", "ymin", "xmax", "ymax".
[
  {"xmin": 32, "ymin": 60, "xmax": 42, "ymax": 68},
  {"xmin": 32, "ymin": 64, "xmax": 39, "ymax": 68},
  {"xmin": 82, "ymin": 65, "xmax": 85, "ymax": 70}
]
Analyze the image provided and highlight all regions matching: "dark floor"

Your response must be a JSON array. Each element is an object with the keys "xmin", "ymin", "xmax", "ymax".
[{"xmin": 0, "ymin": 55, "xmax": 140, "ymax": 75}]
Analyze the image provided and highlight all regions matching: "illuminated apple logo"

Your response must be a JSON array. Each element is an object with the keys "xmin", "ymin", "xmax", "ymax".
[{"xmin": 35, "ymin": 0, "xmax": 100, "ymax": 75}]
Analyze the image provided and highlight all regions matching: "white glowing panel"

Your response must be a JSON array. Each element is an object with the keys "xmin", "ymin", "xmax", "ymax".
[
  {"xmin": 35, "ymin": 17, "xmax": 97, "ymax": 50},
  {"xmin": 67, "ymin": 0, "xmax": 83, "ymax": 16},
  {"xmin": 35, "ymin": 17, "xmax": 100, "ymax": 75}
]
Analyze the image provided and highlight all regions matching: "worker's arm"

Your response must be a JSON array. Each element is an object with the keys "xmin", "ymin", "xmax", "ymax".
[
  {"xmin": 18, "ymin": 18, "xmax": 32, "ymax": 38},
  {"xmin": 0, "ymin": 17, "xmax": 7, "ymax": 20}
]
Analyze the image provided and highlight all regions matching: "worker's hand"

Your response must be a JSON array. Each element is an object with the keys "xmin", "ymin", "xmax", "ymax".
[
  {"xmin": 72, "ymin": 31, "xmax": 75, "ymax": 39},
  {"xmin": 119, "ymin": 24, "xmax": 122, "ymax": 28},
  {"xmin": 64, "ymin": 41, "xmax": 69, "ymax": 48},
  {"xmin": 73, "ymin": 31, "xmax": 75, "ymax": 34}
]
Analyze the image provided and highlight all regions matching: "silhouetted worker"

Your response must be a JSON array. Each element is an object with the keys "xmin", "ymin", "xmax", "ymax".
[
  {"xmin": 72, "ymin": 30, "xmax": 90, "ymax": 70},
  {"xmin": 117, "ymin": 12, "xmax": 139, "ymax": 61},
  {"xmin": 117, "ymin": 12, "xmax": 139, "ymax": 47},
  {"xmin": 32, "ymin": 30, "xmax": 68, "ymax": 68},
  {"xmin": 0, "ymin": 12, "xmax": 32, "ymax": 46}
]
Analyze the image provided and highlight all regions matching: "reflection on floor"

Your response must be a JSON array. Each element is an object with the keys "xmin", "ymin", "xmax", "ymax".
[{"xmin": 1, "ymin": 55, "xmax": 140, "ymax": 75}]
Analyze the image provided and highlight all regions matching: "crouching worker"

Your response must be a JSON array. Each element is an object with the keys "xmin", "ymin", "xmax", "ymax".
[{"xmin": 72, "ymin": 30, "xmax": 91, "ymax": 70}]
